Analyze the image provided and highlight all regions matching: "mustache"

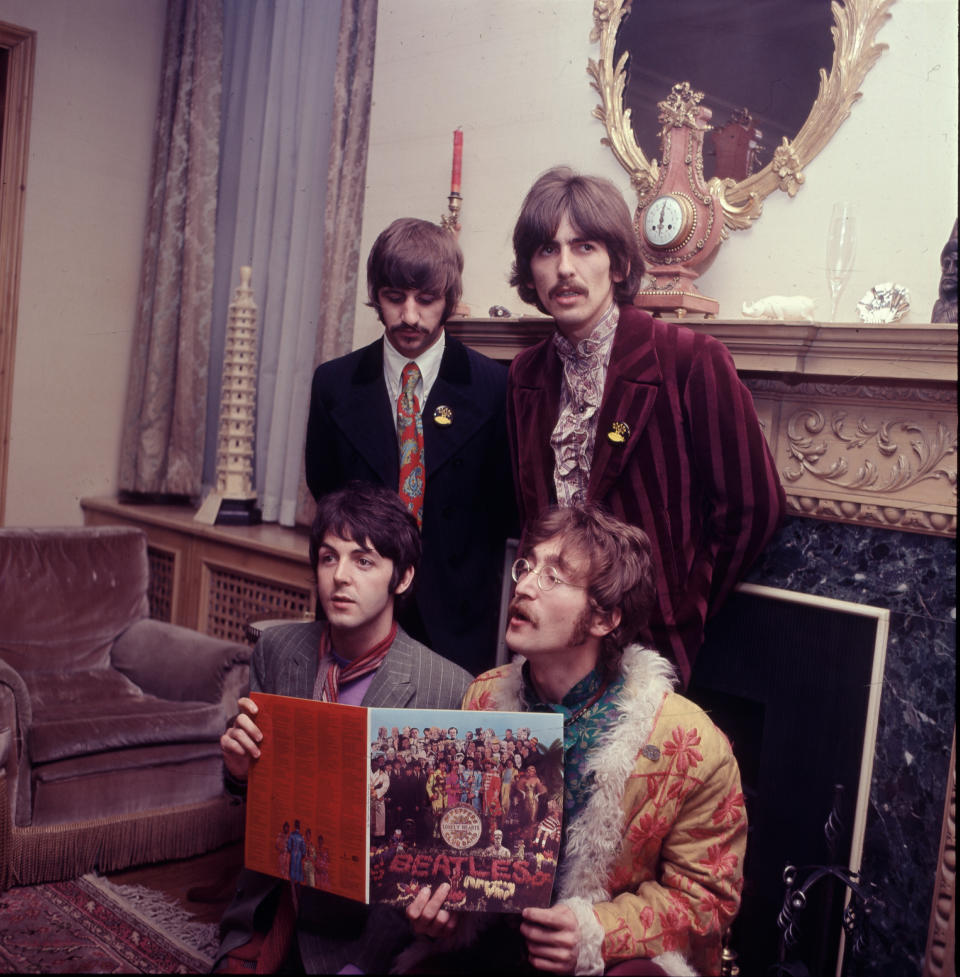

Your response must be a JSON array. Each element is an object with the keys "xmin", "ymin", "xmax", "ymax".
[
  {"xmin": 548, "ymin": 282, "xmax": 586, "ymax": 299},
  {"xmin": 389, "ymin": 322, "xmax": 429, "ymax": 334},
  {"xmin": 508, "ymin": 597, "xmax": 532, "ymax": 622}
]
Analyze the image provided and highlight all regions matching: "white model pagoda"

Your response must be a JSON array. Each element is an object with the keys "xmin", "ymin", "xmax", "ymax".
[{"xmin": 195, "ymin": 266, "xmax": 262, "ymax": 525}]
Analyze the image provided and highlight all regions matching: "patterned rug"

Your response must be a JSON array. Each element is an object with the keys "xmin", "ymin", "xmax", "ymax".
[{"xmin": 0, "ymin": 873, "xmax": 219, "ymax": 973}]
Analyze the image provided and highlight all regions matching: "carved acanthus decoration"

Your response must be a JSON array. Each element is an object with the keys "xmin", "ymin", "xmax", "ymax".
[
  {"xmin": 743, "ymin": 371, "xmax": 958, "ymax": 538},
  {"xmin": 588, "ymin": 0, "xmax": 894, "ymax": 234},
  {"xmin": 711, "ymin": 179, "xmax": 762, "ymax": 234},
  {"xmin": 631, "ymin": 164, "xmax": 660, "ymax": 200},
  {"xmin": 588, "ymin": 1, "xmax": 646, "ymax": 195},
  {"xmin": 589, "ymin": 0, "xmax": 623, "ymax": 43},
  {"xmin": 783, "ymin": 411, "xmax": 958, "ymax": 494}
]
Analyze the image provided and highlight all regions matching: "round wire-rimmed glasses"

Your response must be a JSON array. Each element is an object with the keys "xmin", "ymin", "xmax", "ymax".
[{"xmin": 511, "ymin": 558, "xmax": 585, "ymax": 592}]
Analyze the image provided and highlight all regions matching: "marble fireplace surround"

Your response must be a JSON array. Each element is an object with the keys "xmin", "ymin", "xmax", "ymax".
[
  {"xmin": 447, "ymin": 317, "xmax": 957, "ymax": 539},
  {"xmin": 448, "ymin": 316, "xmax": 957, "ymax": 974}
]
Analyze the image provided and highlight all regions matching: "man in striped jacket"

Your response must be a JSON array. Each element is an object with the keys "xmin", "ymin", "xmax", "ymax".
[{"xmin": 505, "ymin": 167, "xmax": 785, "ymax": 687}]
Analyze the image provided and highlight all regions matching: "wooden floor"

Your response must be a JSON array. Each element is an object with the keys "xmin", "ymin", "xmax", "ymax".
[{"xmin": 106, "ymin": 840, "xmax": 245, "ymax": 925}]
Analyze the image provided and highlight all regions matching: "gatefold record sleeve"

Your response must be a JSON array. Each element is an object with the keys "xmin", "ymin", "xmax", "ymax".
[{"xmin": 245, "ymin": 693, "xmax": 564, "ymax": 913}]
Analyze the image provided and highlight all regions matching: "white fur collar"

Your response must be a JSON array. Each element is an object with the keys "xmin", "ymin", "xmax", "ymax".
[{"xmin": 554, "ymin": 646, "xmax": 676, "ymax": 903}]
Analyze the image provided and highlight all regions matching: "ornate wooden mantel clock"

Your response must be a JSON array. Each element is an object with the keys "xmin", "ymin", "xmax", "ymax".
[{"xmin": 634, "ymin": 83, "xmax": 723, "ymax": 318}]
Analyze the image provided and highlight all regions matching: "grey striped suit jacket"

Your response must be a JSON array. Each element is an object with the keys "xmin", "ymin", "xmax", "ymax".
[
  {"xmin": 249, "ymin": 620, "xmax": 474, "ymax": 709},
  {"xmin": 214, "ymin": 622, "xmax": 473, "ymax": 974}
]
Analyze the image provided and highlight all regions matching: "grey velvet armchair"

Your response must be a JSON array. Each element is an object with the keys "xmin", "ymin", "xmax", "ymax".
[{"xmin": 0, "ymin": 526, "xmax": 252, "ymax": 888}]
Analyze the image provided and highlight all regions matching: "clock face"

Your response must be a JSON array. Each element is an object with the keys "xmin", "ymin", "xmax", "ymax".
[{"xmin": 642, "ymin": 194, "xmax": 694, "ymax": 250}]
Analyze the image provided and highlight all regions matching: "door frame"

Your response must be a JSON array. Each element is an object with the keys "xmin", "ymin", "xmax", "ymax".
[{"xmin": 0, "ymin": 21, "xmax": 36, "ymax": 524}]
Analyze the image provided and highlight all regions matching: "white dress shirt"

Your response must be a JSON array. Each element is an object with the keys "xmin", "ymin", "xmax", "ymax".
[{"xmin": 382, "ymin": 330, "xmax": 446, "ymax": 434}]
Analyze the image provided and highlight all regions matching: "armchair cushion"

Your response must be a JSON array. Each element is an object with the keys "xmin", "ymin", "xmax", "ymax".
[
  {"xmin": 112, "ymin": 617, "xmax": 251, "ymax": 708},
  {"xmin": 22, "ymin": 668, "xmax": 224, "ymax": 765},
  {"xmin": 0, "ymin": 527, "xmax": 149, "ymax": 672},
  {"xmin": 31, "ymin": 742, "xmax": 225, "ymax": 823}
]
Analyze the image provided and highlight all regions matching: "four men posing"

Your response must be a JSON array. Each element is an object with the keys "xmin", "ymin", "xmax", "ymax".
[{"xmin": 217, "ymin": 167, "xmax": 783, "ymax": 974}]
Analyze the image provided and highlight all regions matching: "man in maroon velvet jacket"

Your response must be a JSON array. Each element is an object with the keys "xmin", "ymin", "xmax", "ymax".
[{"xmin": 506, "ymin": 166, "xmax": 785, "ymax": 686}]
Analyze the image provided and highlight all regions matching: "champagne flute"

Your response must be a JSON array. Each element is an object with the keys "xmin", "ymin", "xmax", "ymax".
[{"xmin": 826, "ymin": 202, "xmax": 856, "ymax": 321}]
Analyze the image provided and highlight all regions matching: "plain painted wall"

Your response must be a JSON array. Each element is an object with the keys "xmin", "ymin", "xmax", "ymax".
[
  {"xmin": 354, "ymin": 0, "xmax": 958, "ymax": 346},
  {"xmin": 1, "ymin": 0, "xmax": 165, "ymax": 525},
  {"xmin": 2, "ymin": 0, "xmax": 956, "ymax": 525}
]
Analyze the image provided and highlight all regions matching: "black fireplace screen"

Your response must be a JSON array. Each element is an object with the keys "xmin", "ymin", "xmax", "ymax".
[{"xmin": 688, "ymin": 583, "xmax": 888, "ymax": 977}]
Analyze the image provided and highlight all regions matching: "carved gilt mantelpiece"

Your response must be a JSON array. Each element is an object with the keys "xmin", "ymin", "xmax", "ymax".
[{"xmin": 446, "ymin": 318, "xmax": 957, "ymax": 538}]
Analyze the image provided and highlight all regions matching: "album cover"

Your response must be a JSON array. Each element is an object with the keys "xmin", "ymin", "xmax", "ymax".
[{"xmin": 245, "ymin": 694, "xmax": 564, "ymax": 913}]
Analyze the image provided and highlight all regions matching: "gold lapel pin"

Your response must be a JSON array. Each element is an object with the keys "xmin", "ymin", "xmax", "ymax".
[
  {"xmin": 607, "ymin": 420, "xmax": 630, "ymax": 445},
  {"xmin": 432, "ymin": 405, "xmax": 453, "ymax": 427}
]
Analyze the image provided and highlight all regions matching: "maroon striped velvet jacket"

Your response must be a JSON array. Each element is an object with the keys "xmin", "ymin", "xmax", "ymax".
[{"xmin": 506, "ymin": 305, "xmax": 785, "ymax": 686}]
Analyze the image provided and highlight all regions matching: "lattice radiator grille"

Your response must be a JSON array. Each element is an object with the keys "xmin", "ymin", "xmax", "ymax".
[
  {"xmin": 146, "ymin": 547, "xmax": 175, "ymax": 622},
  {"xmin": 205, "ymin": 566, "xmax": 314, "ymax": 643}
]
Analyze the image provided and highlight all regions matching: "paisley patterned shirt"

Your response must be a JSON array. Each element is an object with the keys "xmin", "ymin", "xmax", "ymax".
[
  {"xmin": 522, "ymin": 660, "xmax": 626, "ymax": 850},
  {"xmin": 550, "ymin": 303, "xmax": 619, "ymax": 506}
]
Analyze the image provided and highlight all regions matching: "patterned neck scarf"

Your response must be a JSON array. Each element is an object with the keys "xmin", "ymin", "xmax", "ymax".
[
  {"xmin": 550, "ymin": 303, "xmax": 619, "ymax": 506},
  {"xmin": 315, "ymin": 621, "xmax": 398, "ymax": 703}
]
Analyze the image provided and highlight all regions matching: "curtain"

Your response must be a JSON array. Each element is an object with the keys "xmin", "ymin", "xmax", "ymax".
[
  {"xmin": 121, "ymin": 0, "xmax": 377, "ymax": 515},
  {"xmin": 205, "ymin": 0, "xmax": 338, "ymax": 526},
  {"xmin": 293, "ymin": 0, "xmax": 379, "ymax": 525},
  {"xmin": 119, "ymin": 0, "xmax": 223, "ymax": 497},
  {"xmin": 205, "ymin": 0, "xmax": 378, "ymax": 528}
]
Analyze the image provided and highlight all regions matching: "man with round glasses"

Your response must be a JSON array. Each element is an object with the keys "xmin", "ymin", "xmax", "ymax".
[
  {"xmin": 511, "ymin": 557, "xmax": 586, "ymax": 592},
  {"xmin": 405, "ymin": 503, "xmax": 745, "ymax": 976}
]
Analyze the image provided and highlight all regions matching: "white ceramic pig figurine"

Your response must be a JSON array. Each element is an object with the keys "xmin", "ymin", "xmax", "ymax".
[{"xmin": 741, "ymin": 295, "xmax": 816, "ymax": 321}]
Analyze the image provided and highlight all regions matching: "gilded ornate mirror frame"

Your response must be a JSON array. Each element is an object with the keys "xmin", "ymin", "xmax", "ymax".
[{"xmin": 588, "ymin": 0, "xmax": 895, "ymax": 234}]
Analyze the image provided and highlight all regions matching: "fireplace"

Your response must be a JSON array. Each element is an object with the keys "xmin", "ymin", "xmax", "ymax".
[
  {"xmin": 448, "ymin": 315, "xmax": 957, "ymax": 975},
  {"xmin": 690, "ymin": 584, "xmax": 889, "ymax": 975}
]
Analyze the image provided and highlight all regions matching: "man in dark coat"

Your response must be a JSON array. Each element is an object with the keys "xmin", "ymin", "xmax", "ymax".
[
  {"xmin": 305, "ymin": 218, "xmax": 517, "ymax": 676},
  {"xmin": 505, "ymin": 167, "xmax": 785, "ymax": 686}
]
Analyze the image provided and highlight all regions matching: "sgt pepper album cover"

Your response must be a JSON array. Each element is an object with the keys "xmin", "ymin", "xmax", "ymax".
[{"xmin": 245, "ymin": 695, "xmax": 564, "ymax": 913}]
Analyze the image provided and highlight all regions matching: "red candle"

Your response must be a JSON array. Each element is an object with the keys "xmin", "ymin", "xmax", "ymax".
[{"xmin": 450, "ymin": 128, "xmax": 463, "ymax": 194}]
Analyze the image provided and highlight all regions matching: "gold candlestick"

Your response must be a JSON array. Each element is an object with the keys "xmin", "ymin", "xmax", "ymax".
[
  {"xmin": 441, "ymin": 192, "xmax": 469, "ymax": 316},
  {"xmin": 441, "ymin": 191, "xmax": 462, "ymax": 233}
]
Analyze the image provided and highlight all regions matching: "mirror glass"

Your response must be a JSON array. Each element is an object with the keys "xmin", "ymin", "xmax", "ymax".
[
  {"xmin": 615, "ymin": 0, "xmax": 835, "ymax": 182},
  {"xmin": 590, "ymin": 0, "xmax": 894, "ymax": 230}
]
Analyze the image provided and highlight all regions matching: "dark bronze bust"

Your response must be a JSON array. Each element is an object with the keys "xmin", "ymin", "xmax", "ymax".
[{"xmin": 932, "ymin": 219, "xmax": 958, "ymax": 323}]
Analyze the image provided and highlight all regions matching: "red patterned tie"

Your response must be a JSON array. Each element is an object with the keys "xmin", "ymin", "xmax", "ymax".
[{"xmin": 397, "ymin": 361, "xmax": 425, "ymax": 528}]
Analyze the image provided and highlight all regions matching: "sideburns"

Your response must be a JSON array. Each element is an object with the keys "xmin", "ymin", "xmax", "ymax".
[{"xmin": 569, "ymin": 605, "xmax": 594, "ymax": 647}]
